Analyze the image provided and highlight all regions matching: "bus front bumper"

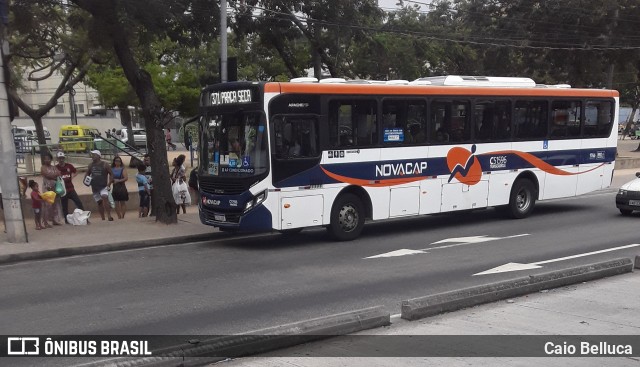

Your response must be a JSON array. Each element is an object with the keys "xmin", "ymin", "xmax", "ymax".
[{"xmin": 199, "ymin": 204, "xmax": 272, "ymax": 232}]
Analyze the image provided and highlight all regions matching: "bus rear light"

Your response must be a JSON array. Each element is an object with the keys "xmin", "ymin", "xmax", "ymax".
[{"xmin": 283, "ymin": 203, "xmax": 291, "ymax": 208}]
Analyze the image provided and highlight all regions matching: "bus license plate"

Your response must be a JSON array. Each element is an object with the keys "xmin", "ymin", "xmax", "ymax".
[
  {"xmin": 629, "ymin": 200, "xmax": 640, "ymax": 206},
  {"xmin": 214, "ymin": 214, "xmax": 226, "ymax": 222}
]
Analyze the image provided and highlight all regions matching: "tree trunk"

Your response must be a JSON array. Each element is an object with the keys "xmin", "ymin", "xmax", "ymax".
[
  {"xmin": 622, "ymin": 105, "xmax": 637, "ymax": 139},
  {"xmin": 118, "ymin": 106, "xmax": 134, "ymax": 145},
  {"xmin": 80, "ymin": 0, "xmax": 177, "ymax": 224}
]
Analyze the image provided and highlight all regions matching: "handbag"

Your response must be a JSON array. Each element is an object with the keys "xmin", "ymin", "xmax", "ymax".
[{"xmin": 55, "ymin": 177, "xmax": 66, "ymax": 197}]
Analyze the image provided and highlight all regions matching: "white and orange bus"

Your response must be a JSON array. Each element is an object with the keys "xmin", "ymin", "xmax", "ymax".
[{"xmin": 195, "ymin": 75, "xmax": 618, "ymax": 240}]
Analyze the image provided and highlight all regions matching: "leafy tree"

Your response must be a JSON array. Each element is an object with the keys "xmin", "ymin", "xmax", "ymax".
[
  {"xmin": 237, "ymin": 0, "xmax": 385, "ymax": 79},
  {"xmin": 85, "ymin": 63, "xmax": 139, "ymax": 146},
  {"xmin": 69, "ymin": 0, "xmax": 221, "ymax": 224},
  {"xmin": 7, "ymin": 0, "xmax": 93, "ymax": 148}
]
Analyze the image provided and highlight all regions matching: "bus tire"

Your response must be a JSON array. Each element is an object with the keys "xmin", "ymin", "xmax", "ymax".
[
  {"xmin": 506, "ymin": 179, "xmax": 536, "ymax": 219},
  {"xmin": 328, "ymin": 193, "xmax": 365, "ymax": 241},
  {"xmin": 619, "ymin": 209, "xmax": 633, "ymax": 216}
]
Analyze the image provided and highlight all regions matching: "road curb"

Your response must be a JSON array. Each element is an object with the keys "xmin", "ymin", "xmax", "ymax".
[
  {"xmin": 0, "ymin": 232, "xmax": 226, "ymax": 266},
  {"xmin": 401, "ymin": 257, "xmax": 634, "ymax": 321},
  {"xmin": 615, "ymin": 157, "xmax": 640, "ymax": 170},
  {"xmin": 77, "ymin": 306, "xmax": 390, "ymax": 367}
]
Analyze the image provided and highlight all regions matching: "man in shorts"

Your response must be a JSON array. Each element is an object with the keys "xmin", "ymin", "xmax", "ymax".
[
  {"xmin": 83, "ymin": 150, "xmax": 114, "ymax": 221},
  {"xmin": 55, "ymin": 151, "xmax": 84, "ymax": 223}
]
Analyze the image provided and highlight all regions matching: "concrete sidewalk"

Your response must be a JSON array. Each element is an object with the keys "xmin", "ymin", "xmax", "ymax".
[
  {"xmin": 0, "ymin": 205, "xmax": 221, "ymax": 265},
  {"xmin": 217, "ymin": 270, "xmax": 640, "ymax": 367}
]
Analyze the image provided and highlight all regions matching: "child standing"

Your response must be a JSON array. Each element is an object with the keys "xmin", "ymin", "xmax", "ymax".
[
  {"xmin": 29, "ymin": 180, "xmax": 48, "ymax": 229},
  {"xmin": 136, "ymin": 163, "xmax": 151, "ymax": 217}
]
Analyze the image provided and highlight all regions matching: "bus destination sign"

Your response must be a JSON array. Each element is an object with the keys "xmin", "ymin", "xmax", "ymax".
[{"xmin": 210, "ymin": 89, "xmax": 253, "ymax": 106}]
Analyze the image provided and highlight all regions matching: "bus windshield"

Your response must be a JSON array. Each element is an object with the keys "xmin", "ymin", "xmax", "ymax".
[{"xmin": 201, "ymin": 111, "xmax": 268, "ymax": 177}]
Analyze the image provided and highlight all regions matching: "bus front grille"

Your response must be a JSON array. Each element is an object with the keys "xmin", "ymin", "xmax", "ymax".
[{"xmin": 199, "ymin": 178, "xmax": 247, "ymax": 195}]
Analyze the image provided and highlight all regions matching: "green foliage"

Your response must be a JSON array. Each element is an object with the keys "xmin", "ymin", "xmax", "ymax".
[{"xmin": 85, "ymin": 64, "xmax": 138, "ymax": 108}]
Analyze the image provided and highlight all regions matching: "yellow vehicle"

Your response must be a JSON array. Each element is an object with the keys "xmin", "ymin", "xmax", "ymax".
[{"xmin": 59, "ymin": 125, "xmax": 100, "ymax": 152}]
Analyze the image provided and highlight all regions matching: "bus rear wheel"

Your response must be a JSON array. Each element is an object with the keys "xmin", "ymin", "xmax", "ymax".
[
  {"xmin": 328, "ymin": 193, "xmax": 365, "ymax": 241},
  {"xmin": 506, "ymin": 179, "xmax": 536, "ymax": 219}
]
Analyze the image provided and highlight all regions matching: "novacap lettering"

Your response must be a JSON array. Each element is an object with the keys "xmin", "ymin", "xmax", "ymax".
[{"xmin": 375, "ymin": 161, "xmax": 428, "ymax": 177}]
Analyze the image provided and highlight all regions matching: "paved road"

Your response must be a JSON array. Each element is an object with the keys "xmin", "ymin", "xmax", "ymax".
[{"xmin": 2, "ymin": 172, "xmax": 638, "ymax": 339}]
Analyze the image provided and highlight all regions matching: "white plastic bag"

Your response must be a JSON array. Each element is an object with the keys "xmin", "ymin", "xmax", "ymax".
[
  {"xmin": 66, "ymin": 209, "xmax": 91, "ymax": 225},
  {"xmin": 172, "ymin": 180, "xmax": 191, "ymax": 205},
  {"xmin": 107, "ymin": 189, "xmax": 115, "ymax": 208}
]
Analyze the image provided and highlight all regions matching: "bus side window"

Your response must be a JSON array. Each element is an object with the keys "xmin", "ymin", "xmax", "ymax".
[
  {"xmin": 584, "ymin": 100, "xmax": 613, "ymax": 137},
  {"xmin": 330, "ymin": 100, "xmax": 376, "ymax": 148},
  {"xmin": 515, "ymin": 100, "xmax": 548, "ymax": 139}
]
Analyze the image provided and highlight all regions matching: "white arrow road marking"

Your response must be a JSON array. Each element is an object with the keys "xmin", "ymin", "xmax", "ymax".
[
  {"xmin": 365, "ymin": 249, "xmax": 427, "ymax": 259},
  {"xmin": 424, "ymin": 234, "xmax": 530, "ymax": 250},
  {"xmin": 430, "ymin": 234, "xmax": 529, "ymax": 245},
  {"xmin": 364, "ymin": 234, "xmax": 530, "ymax": 259},
  {"xmin": 474, "ymin": 243, "xmax": 640, "ymax": 276}
]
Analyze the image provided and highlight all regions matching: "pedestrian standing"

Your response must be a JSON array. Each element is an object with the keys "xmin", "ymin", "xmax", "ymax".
[
  {"xmin": 55, "ymin": 151, "xmax": 84, "ymax": 223},
  {"xmin": 84, "ymin": 150, "xmax": 114, "ymax": 221},
  {"xmin": 110, "ymin": 156, "xmax": 129, "ymax": 219},
  {"xmin": 40, "ymin": 151, "xmax": 64, "ymax": 225},
  {"xmin": 143, "ymin": 154, "xmax": 154, "ymax": 216},
  {"xmin": 166, "ymin": 128, "xmax": 176, "ymax": 150},
  {"xmin": 28, "ymin": 180, "xmax": 46, "ymax": 230},
  {"xmin": 136, "ymin": 163, "xmax": 150, "ymax": 217},
  {"xmin": 170, "ymin": 154, "xmax": 188, "ymax": 214}
]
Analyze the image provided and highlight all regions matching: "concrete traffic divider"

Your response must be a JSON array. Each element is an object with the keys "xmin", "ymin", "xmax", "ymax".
[
  {"xmin": 74, "ymin": 306, "xmax": 390, "ymax": 367},
  {"xmin": 401, "ymin": 257, "xmax": 634, "ymax": 321}
]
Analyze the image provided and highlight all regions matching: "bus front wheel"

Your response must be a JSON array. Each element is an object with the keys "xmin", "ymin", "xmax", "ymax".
[
  {"xmin": 328, "ymin": 193, "xmax": 365, "ymax": 241},
  {"xmin": 506, "ymin": 179, "xmax": 536, "ymax": 219}
]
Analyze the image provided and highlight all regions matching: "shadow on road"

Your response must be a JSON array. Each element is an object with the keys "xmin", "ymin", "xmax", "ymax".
[{"xmin": 210, "ymin": 200, "xmax": 602, "ymax": 250}]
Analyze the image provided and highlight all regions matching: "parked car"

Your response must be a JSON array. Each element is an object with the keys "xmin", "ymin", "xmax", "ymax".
[
  {"xmin": 11, "ymin": 126, "xmax": 52, "ymax": 143},
  {"xmin": 115, "ymin": 128, "xmax": 147, "ymax": 149},
  {"xmin": 616, "ymin": 172, "xmax": 640, "ymax": 215}
]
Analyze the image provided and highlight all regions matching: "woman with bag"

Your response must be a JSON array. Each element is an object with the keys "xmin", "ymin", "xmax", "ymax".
[
  {"xmin": 40, "ymin": 151, "xmax": 64, "ymax": 225},
  {"xmin": 170, "ymin": 154, "xmax": 190, "ymax": 214},
  {"xmin": 110, "ymin": 156, "xmax": 129, "ymax": 219}
]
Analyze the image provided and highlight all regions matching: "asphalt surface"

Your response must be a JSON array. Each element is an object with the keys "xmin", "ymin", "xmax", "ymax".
[{"xmin": 1, "ymin": 181, "xmax": 639, "ymax": 339}]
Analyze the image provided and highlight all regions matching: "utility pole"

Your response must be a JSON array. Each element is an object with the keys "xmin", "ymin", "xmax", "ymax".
[
  {"xmin": 0, "ymin": 2, "xmax": 28, "ymax": 243},
  {"xmin": 606, "ymin": 8, "xmax": 619, "ymax": 89},
  {"xmin": 69, "ymin": 88, "xmax": 77, "ymax": 125},
  {"xmin": 220, "ymin": 0, "xmax": 227, "ymax": 83}
]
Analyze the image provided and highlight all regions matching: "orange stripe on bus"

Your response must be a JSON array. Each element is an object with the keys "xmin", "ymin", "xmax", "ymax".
[
  {"xmin": 264, "ymin": 83, "xmax": 280, "ymax": 93},
  {"xmin": 483, "ymin": 151, "xmax": 606, "ymax": 175},
  {"xmin": 320, "ymin": 167, "xmax": 424, "ymax": 187},
  {"xmin": 270, "ymin": 83, "xmax": 618, "ymax": 98}
]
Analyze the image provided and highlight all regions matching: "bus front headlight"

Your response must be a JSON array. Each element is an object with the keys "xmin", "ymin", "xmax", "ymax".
[{"xmin": 244, "ymin": 190, "xmax": 268, "ymax": 213}]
